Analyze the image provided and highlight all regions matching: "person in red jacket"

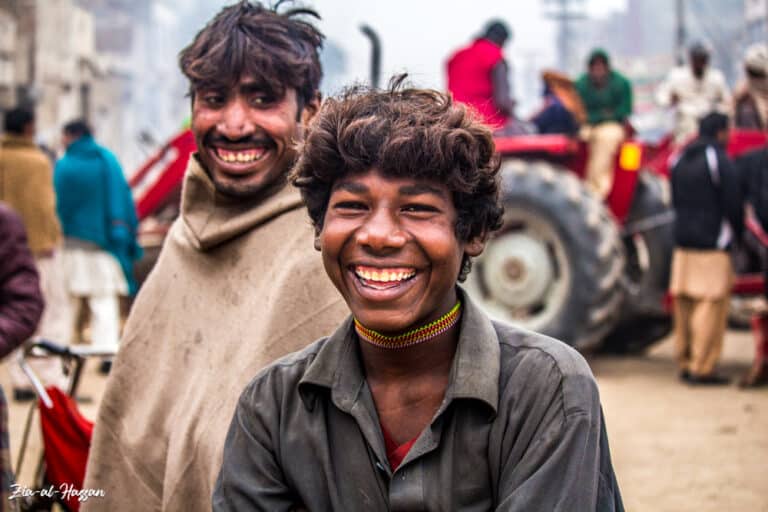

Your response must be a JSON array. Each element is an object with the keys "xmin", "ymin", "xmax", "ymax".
[
  {"xmin": 0, "ymin": 201, "xmax": 44, "ymax": 504},
  {"xmin": 446, "ymin": 20, "xmax": 515, "ymax": 130}
]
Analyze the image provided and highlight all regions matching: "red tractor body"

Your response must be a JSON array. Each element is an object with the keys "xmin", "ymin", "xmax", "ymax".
[{"xmin": 129, "ymin": 128, "xmax": 768, "ymax": 352}]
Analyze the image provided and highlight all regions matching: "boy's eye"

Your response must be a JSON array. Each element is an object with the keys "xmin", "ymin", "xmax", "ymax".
[
  {"xmin": 402, "ymin": 204, "xmax": 440, "ymax": 214},
  {"xmin": 333, "ymin": 201, "xmax": 367, "ymax": 211}
]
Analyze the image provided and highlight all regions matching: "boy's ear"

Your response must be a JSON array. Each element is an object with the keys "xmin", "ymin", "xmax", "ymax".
[
  {"xmin": 300, "ymin": 92, "xmax": 322, "ymax": 127},
  {"xmin": 464, "ymin": 234, "xmax": 487, "ymax": 258},
  {"xmin": 313, "ymin": 231, "xmax": 321, "ymax": 251}
]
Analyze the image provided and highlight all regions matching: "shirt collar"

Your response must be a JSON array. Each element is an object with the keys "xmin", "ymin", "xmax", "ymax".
[{"xmin": 298, "ymin": 287, "xmax": 501, "ymax": 417}]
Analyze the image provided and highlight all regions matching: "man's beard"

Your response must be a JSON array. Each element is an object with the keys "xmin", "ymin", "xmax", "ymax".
[{"xmin": 211, "ymin": 171, "xmax": 288, "ymax": 200}]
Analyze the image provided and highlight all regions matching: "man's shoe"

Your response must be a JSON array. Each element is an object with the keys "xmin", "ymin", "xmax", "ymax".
[
  {"xmin": 686, "ymin": 373, "xmax": 730, "ymax": 386},
  {"xmin": 678, "ymin": 369, "xmax": 690, "ymax": 382},
  {"xmin": 12, "ymin": 388, "xmax": 36, "ymax": 402}
]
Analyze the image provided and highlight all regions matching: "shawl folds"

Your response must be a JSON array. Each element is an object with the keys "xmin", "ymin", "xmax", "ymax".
[{"xmin": 82, "ymin": 157, "xmax": 347, "ymax": 511}]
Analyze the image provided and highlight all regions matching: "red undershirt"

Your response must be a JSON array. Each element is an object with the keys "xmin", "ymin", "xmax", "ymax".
[{"xmin": 380, "ymin": 423, "xmax": 418, "ymax": 470}]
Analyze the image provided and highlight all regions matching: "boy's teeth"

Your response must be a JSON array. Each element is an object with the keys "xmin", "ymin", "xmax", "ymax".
[{"xmin": 355, "ymin": 267, "xmax": 415, "ymax": 283}]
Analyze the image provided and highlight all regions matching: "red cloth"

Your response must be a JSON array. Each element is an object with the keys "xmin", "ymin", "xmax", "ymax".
[
  {"xmin": 38, "ymin": 386, "xmax": 94, "ymax": 512},
  {"xmin": 447, "ymin": 38, "xmax": 508, "ymax": 127},
  {"xmin": 381, "ymin": 424, "xmax": 418, "ymax": 471}
]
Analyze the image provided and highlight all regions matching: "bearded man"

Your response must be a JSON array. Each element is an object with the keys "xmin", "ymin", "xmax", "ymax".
[{"xmin": 82, "ymin": 2, "xmax": 346, "ymax": 510}]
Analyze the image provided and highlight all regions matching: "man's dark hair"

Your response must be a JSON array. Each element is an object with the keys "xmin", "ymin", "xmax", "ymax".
[
  {"xmin": 482, "ymin": 20, "xmax": 511, "ymax": 46},
  {"xmin": 179, "ymin": 0, "xmax": 324, "ymax": 108},
  {"xmin": 588, "ymin": 48, "xmax": 610, "ymax": 67},
  {"xmin": 63, "ymin": 119, "xmax": 92, "ymax": 139},
  {"xmin": 291, "ymin": 76, "xmax": 504, "ymax": 280},
  {"xmin": 4, "ymin": 107, "xmax": 34, "ymax": 135},
  {"xmin": 689, "ymin": 41, "xmax": 710, "ymax": 59},
  {"xmin": 698, "ymin": 112, "xmax": 729, "ymax": 139}
]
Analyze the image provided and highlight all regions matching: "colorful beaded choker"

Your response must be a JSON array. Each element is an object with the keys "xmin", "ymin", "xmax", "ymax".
[{"xmin": 354, "ymin": 301, "xmax": 462, "ymax": 349}]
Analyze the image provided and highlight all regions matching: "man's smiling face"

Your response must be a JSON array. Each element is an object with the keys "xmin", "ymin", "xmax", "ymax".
[
  {"xmin": 318, "ymin": 169, "xmax": 485, "ymax": 334},
  {"xmin": 191, "ymin": 76, "xmax": 316, "ymax": 198}
]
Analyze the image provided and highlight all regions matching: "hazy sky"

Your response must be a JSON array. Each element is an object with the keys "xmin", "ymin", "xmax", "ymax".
[
  {"xmin": 173, "ymin": 0, "xmax": 628, "ymax": 102},
  {"xmin": 311, "ymin": 0, "xmax": 627, "ymax": 92}
]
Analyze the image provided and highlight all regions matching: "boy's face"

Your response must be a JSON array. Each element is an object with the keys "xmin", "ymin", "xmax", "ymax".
[
  {"xmin": 192, "ymin": 76, "xmax": 318, "ymax": 198},
  {"xmin": 318, "ymin": 169, "xmax": 484, "ymax": 334}
]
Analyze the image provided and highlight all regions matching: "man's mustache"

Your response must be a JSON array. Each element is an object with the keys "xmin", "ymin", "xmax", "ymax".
[{"xmin": 204, "ymin": 132, "xmax": 276, "ymax": 147}]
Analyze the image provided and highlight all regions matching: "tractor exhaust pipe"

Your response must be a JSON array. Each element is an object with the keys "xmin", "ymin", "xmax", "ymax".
[{"xmin": 360, "ymin": 24, "xmax": 381, "ymax": 88}]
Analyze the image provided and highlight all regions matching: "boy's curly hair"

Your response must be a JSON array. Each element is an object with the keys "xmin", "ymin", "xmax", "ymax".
[
  {"xmin": 291, "ymin": 76, "xmax": 503, "ymax": 280},
  {"xmin": 179, "ymin": 0, "xmax": 323, "ymax": 108}
]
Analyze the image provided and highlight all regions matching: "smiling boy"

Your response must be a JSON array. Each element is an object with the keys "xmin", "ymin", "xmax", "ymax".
[{"xmin": 213, "ymin": 82, "xmax": 624, "ymax": 511}]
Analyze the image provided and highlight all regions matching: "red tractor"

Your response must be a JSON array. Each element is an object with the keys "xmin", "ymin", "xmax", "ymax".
[{"xmin": 129, "ymin": 127, "xmax": 768, "ymax": 353}]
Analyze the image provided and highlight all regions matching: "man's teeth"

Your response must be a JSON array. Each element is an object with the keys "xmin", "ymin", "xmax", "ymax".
[
  {"xmin": 215, "ymin": 148, "xmax": 266, "ymax": 163},
  {"xmin": 355, "ymin": 268, "xmax": 415, "ymax": 283}
]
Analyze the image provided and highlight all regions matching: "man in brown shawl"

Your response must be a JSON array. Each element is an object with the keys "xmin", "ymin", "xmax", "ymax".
[{"xmin": 82, "ymin": 2, "xmax": 346, "ymax": 510}]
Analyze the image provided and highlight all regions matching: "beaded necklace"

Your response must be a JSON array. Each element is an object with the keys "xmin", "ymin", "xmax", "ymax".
[{"xmin": 354, "ymin": 301, "xmax": 462, "ymax": 350}]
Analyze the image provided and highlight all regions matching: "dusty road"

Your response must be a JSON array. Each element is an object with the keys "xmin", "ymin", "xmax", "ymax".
[
  {"xmin": 593, "ymin": 329, "xmax": 768, "ymax": 512},
  {"xmin": 2, "ymin": 329, "xmax": 766, "ymax": 511}
]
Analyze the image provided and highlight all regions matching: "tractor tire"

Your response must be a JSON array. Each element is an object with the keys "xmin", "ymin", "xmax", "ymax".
[
  {"xmin": 603, "ymin": 171, "xmax": 674, "ymax": 353},
  {"xmin": 463, "ymin": 159, "xmax": 625, "ymax": 352}
]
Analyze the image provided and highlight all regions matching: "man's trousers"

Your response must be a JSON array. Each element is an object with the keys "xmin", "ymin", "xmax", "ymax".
[
  {"xmin": 582, "ymin": 121, "xmax": 626, "ymax": 199},
  {"xmin": 670, "ymin": 249, "xmax": 733, "ymax": 377},
  {"xmin": 673, "ymin": 295, "xmax": 730, "ymax": 376}
]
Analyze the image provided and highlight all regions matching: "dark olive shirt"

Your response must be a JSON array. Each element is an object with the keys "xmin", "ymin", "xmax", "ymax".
[{"xmin": 213, "ymin": 292, "xmax": 624, "ymax": 511}]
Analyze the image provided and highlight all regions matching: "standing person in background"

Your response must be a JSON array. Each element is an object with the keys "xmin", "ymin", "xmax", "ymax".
[
  {"xmin": 734, "ymin": 43, "xmax": 768, "ymax": 131},
  {"xmin": 575, "ymin": 48, "xmax": 633, "ymax": 199},
  {"xmin": 54, "ymin": 120, "xmax": 141, "ymax": 367},
  {"xmin": 0, "ymin": 107, "xmax": 68, "ymax": 400},
  {"xmin": 735, "ymin": 143, "xmax": 768, "ymax": 387},
  {"xmin": 447, "ymin": 20, "xmax": 516, "ymax": 131},
  {"xmin": 82, "ymin": 2, "xmax": 347, "ymax": 510},
  {"xmin": 0, "ymin": 203, "xmax": 44, "ymax": 508},
  {"xmin": 669, "ymin": 112, "xmax": 743, "ymax": 386},
  {"xmin": 656, "ymin": 42, "xmax": 731, "ymax": 144}
]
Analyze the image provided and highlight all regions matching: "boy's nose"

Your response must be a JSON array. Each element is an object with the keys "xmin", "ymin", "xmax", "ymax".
[{"xmin": 355, "ymin": 210, "xmax": 407, "ymax": 251}]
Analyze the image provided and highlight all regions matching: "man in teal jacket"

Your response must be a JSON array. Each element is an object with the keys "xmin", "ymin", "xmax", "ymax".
[
  {"xmin": 54, "ymin": 120, "xmax": 141, "ymax": 356},
  {"xmin": 575, "ymin": 48, "xmax": 633, "ymax": 198}
]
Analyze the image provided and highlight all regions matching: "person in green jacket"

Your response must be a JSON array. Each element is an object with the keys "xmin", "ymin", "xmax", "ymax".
[{"xmin": 575, "ymin": 48, "xmax": 633, "ymax": 198}]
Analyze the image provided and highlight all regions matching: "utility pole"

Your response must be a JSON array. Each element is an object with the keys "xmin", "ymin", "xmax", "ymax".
[
  {"xmin": 544, "ymin": 0, "xmax": 586, "ymax": 75},
  {"xmin": 675, "ymin": 0, "xmax": 686, "ymax": 65}
]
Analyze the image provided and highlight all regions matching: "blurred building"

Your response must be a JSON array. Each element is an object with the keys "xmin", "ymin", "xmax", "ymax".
[
  {"xmin": 745, "ymin": 0, "xmax": 768, "ymax": 43},
  {"xmin": 0, "ymin": 0, "xmax": 104, "ymax": 148},
  {"xmin": 572, "ymin": 0, "xmax": 745, "ymax": 85},
  {"xmin": 75, "ymin": 0, "xmax": 188, "ymax": 174},
  {"xmin": 0, "ymin": 0, "xmax": 187, "ymax": 175},
  {"xmin": 0, "ymin": 9, "xmax": 15, "ymax": 108}
]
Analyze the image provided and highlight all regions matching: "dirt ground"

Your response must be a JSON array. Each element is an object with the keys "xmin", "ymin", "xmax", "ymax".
[
  {"xmin": 2, "ymin": 329, "xmax": 766, "ymax": 511},
  {"xmin": 591, "ymin": 329, "xmax": 768, "ymax": 512}
]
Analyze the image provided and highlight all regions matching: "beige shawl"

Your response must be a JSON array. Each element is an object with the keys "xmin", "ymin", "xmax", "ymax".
[{"xmin": 82, "ymin": 157, "xmax": 347, "ymax": 511}]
